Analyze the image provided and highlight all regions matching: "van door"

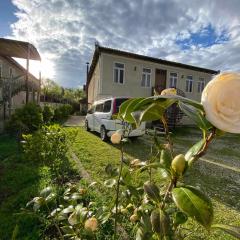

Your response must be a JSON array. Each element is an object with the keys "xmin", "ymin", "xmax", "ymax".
[
  {"xmin": 87, "ymin": 105, "xmax": 95, "ymax": 129},
  {"xmin": 93, "ymin": 103, "xmax": 104, "ymax": 132}
]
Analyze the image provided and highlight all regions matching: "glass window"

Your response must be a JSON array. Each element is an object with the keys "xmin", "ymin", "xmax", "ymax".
[
  {"xmin": 114, "ymin": 98, "xmax": 129, "ymax": 113},
  {"xmin": 186, "ymin": 76, "xmax": 193, "ymax": 93},
  {"xmin": 169, "ymin": 73, "xmax": 177, "ymax": 88},
  {"xmin": 141, "ymin": 68, "xmax": 151, "ymax": 87},
  {"xmin": 197, "ymin": 78, "xmax": 205, "ymax": 93},
  {"xmin": 114, "ymin": 63, "xmax": 124, "ymax": 84},
  {"xmin": 95, "ymin": 103, "xmax": 104, "ymax": 112},
  {"xmin": 103, "ymin": 100, "xmax": 112, "ymax": 112}
]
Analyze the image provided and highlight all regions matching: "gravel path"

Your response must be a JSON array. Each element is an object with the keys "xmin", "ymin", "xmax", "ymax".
[{"xmin": 64, "ymin": 115, "xmax": 85, "ymax": 127}]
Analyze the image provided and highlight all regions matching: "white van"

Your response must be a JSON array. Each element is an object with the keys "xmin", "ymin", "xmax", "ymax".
[{"xmin": 85, "ymin": 97, "xmax": 146, "ymax": 141}]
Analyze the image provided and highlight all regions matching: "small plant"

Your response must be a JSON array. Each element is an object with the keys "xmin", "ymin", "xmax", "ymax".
[
  {"xmin": 42, "ymin": 105, "xmax": 54, "ymax": 124},
  {"xmin": 23, "ymin": 183, "xmax": 107, "ymax": 239},
  {"xmin": 53, "ymin": 104, "xmax": 73, "ymax": 121},
  {"xmin": 22, "ymin": 124, "xmax": 77, "ymax": 181},
  {"xmin": 6, "ymin": 102, "xmax": 43, "ymax": 134}
]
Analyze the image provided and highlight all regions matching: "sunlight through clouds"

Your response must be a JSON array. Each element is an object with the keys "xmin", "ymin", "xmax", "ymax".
[{"xmin": 8, "ymin": 0, "xmax": 240, "ymax": 87}]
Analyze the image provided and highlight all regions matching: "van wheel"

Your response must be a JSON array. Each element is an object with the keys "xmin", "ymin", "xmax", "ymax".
[
  {"xmin": 100, "ymin": 126, "xmax": 108, "ymax": 141},
  {"xmin": 85, "ymin": 120, "xmax": 90, "ymax": 131}
]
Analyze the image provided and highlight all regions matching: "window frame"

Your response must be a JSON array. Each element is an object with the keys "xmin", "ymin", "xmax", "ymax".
[
  {"xmin": 197, "ymin": 77, "xmax": 205, "ymax": 93},
  {"xmin": 186, "ymin": 75, "xmax": 193, "ymax": 93},
  {"xmin": 141, "ymin": 67, "xmax": 151, "ymax": 88},
  {"xmin": 113, "ymin": 62, "xmax": 125, "ymax": 85},
  {"xmin": 169, "ymin": 72, "xmax": 178, "ymax": 88}
]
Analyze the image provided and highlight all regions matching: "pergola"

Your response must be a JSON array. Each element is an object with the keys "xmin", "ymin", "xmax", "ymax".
[{"xmin": 0, "ymin": 38, "xmax": 41, "ymax": 103}]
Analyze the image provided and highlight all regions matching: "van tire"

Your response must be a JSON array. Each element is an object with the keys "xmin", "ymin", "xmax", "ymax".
[
  {"xmin": 85, "ymin": 120, "xmax": 90, "ymax": 131},
  {"xmin": 100, "ymin": 126, "xmax": 108, "ymax": 141}
]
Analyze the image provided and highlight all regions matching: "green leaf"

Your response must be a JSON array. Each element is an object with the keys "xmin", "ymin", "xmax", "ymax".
[
  {"xmin": 104, "ymin": 179, "xmax": 117, "ymax": 188},
  {"xmin": 174, "ymin": 212, "xmax": 188, "ymax": 226},
  {"xmin": 179, "ymin": 102, "xmax": 212, "ymax": 130},
  {"xmin": 211, "ymin": 224, "xmax": 240, "ymax": 239},
  {"xmin": 172, "ymin": 185, "xmax": 213, "ymax": 228},
  {"xmin": 40, "ymin": 186, "xmax": 52, "ymax": 198},
  {"xmin": 121, "ymin": 168, "xmax": 132, "ymax": 185},
  {"xmin": 160, "ymin": 149, "xmax": 172, "ymax": 169},
  {"xmin": 185, "ymin": 139, "xmax": 205, "ymax": 163},
  {"xmin": 143, "ymin": 182, "xmax": 161, "ymax": 203},
  {"xmin": 137, "ymin": 102, "xmax": 166, "ymax": 126},
  {"xmin": 121, "ymin": 98, "xmax": 145, "ymax": 123}
]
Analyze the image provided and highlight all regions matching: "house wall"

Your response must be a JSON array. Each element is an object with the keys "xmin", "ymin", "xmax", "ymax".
[
  {"xmin": 98, "ymin": 53, "xmax": 214, "ymax": 102},
  {"xmin": 88, "ymin": 58, "xmax": 101, "ymax": 105},
  {"xmin": 0, "ymin": 56, "xmax": 39, "ymax": 124}
]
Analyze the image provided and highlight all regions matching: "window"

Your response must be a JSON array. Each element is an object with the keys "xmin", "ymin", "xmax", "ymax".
[
  {"xmin": 103, "ymin": 100, "xmax": 112, "ymax": 112},
  {"xmin": 197, "ymin": 78, "xmax": 205, "ymax": 93},
  {"xmin": 114, "ymin": 63, "xmax": 124, "ymax": 84},
  {"xmin": 186, "ymin": 76, "xmax": 193, "ymax": 92},
  {"xmin": 141, "ymin": 68, "xmax": 151, "ymax": 87},
  {"xmin": 95, "ymin": 103, "xmax": 104, "ymax": 112},
  {"xmin": 169, "ymin": 72, "xmax": 177, "ymax": 88}
]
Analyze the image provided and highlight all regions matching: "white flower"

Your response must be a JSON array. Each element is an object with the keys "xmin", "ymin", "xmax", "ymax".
[
  {"xmin": 111, "ymin": 130, "xmax": 122, "ymax": 144},
  {"xmin": 161, "ymin": 88, "xmax": 177, "ymax": 95},
  {"xmin": 201, "ymin": 72, "xmax": 240, "ymax": 133}
]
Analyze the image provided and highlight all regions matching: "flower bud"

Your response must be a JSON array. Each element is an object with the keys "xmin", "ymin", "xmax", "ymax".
[
  {"xmin": 171, "ymin": 154, "xmax": 186, "ymax": 175},
  {"xmin": 111, "ymin": 131, "xmax": 122, "ymax": 144},
  {"xmin": 84, "ymin": 217, "xmax": 98, "ymax": 232},
  {"xmin": 161, "ymin": 88, "xmax": 177, "ymax": 96},
  {"xmin": 130, "ymin": 214, "xmax": 139, "ymax": 223}
]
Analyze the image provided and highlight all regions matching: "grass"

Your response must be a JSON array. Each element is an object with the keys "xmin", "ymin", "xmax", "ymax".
[
  {"xmin": 71, "ymin": 127, "xmax": 240, "ymax": 240},
  {"xmin": 0, "ymin": 135, "xmax": 53, "ymax": 239}
]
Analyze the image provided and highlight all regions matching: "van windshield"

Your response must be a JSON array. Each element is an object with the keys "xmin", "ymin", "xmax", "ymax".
[{"xmin": 115, "ymin": 98, "xmax": 129, "ymax": 113}]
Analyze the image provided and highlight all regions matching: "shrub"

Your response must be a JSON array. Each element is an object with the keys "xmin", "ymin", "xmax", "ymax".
[
  {"xmin": 22, "ymin": 124, "xmax": 77, "ymax": 180},
  {"xmin": 53, "ymin": 104, "xmax": 73, "ymax": 121},
  {"xmin": 42, "ymin": 105, "xmax": 54, "ymax": 124},
  {"xmin": 6, "ymin": 102, "xmax": 43, "ymax": 134}
]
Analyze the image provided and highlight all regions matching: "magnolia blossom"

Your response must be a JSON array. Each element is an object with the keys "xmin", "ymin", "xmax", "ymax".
[
  {"xmin": 84, "ymin": 217, "xmax": 98, "ymax": 232},
  {"xmin": 201, "ymin": 72, "xmax": 240, "ymax": 133},
  {"xmin": 111, "ymin": 130, "xmax": 122, "ymax": 144},
  {"xmin": 161, "ymin": 88, "xmax": 177, "ymax": 96}
]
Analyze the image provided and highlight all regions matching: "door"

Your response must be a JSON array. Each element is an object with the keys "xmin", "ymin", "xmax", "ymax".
[
  {"xmin": 155, "ymin": 69, "xmax": 167, "ymax": 94},
  {"xmin": 93, "ymin": 103, "xmax": 104, "ymax": 132}
]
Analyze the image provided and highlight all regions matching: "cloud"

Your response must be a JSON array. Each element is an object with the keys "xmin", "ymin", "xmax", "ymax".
[{"xmin": 9, "ymin": 0, "xmax": 240, "ymax": 87}]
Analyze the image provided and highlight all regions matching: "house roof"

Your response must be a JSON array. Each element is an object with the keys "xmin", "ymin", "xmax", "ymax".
[
  {"xmin": 2, "ymin": 56, "xmax": 39, "ymax": 82},
  {"xmin": 0, "ymin": 38, "xmax": 41, "ymax": 61},
  {"xmin": 87, "ymin": 45, "xmax": 219, "ymax": 85}
]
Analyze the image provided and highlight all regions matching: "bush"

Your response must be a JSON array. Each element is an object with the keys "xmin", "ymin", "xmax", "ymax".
[
  {"xmin": 42, "ymin": 105, "xmax": 54, "ymax": 124},
  {"xmin": 53, "ymin": 104, "xmax": 73, "ymax": 121},
  {"xmin": 22, "ymin": 124, "xmax": 77, "ymax": 180},
  {"xmin": 6, "ymin": 102, "xmax": 43, "ymax": 134}
]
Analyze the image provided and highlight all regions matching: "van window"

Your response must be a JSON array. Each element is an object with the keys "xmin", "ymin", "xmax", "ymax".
[
  {"xmin": 115, "ymin": 98, "xmax": 129, "ymax": 113},
  {"xmin": 103, "ymin": 100, "xmax": 112, "ymax": 112},
  {"xmin": 95, "ymin": 103, "xmax": 104, "ymax": 112}
]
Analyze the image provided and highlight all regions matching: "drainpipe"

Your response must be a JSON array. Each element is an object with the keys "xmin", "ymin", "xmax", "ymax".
[{"xmin": 86, "ymin": 62, "xmax": 89, "ymax": 107}]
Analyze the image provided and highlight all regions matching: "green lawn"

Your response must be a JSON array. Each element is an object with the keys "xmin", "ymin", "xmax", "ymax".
[
  {"xmin": 0, "ymin": 135, "xmax": 53, "ymax": 239},
  {"xmin": 71, "ymin": 127, "xmax": 240, "ymax": 240}
]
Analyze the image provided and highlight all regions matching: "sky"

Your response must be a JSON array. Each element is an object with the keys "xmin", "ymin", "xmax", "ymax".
[{"xmin": 0, "ymin": 0, "xmax": 240, "ymax": 88}]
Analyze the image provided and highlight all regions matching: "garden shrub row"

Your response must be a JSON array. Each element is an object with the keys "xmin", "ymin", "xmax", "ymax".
[{"xmin": 5, "ymin": 102, "xmax": 73, "ymax": 134}]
